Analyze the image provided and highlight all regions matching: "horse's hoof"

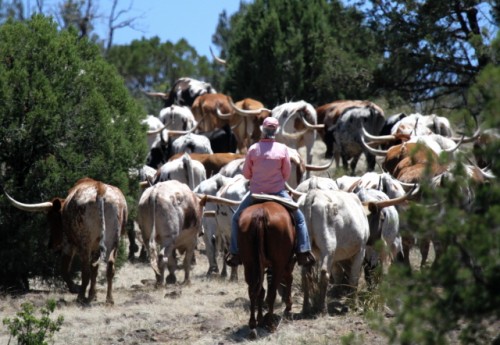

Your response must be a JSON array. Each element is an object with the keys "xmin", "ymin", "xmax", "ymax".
[
  {"xmin": 105, "ymin": 298, "xmax": 114, "ymax": 306},
  {"xmin": 264, "ymin": 313, "xmax": 281, "ymax": 333},
  {"xmin": 248, "ymin": 328, "xmax": 258, "ymax": 340},
  {"xmin": 166, "ymin": 274, "xmax": 177, "ymax": 284},
  {"xmin": 77, "ymin": 296, "xmax": 90, "ymax": 307},
  {"xmin": 69, "ymin": 284, "xmax": 81, "ymax": 294}
]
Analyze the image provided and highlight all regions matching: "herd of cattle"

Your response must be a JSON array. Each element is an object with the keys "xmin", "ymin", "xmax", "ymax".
[{"xmin": 2, "ymin": 76, "xmax": 497, "ymax": 332}]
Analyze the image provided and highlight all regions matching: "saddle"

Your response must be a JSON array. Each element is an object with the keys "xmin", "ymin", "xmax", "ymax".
[{"xmin": 251, "ymin": 193, "xmax": 299, "ymax": 211}]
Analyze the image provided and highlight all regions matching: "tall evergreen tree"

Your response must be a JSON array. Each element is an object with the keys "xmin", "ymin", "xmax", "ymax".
[
  {"xmin": 361, "ymin": 0, "xmax": 496, "ymax": 111},
  {"xmin": 0, "ymin": 15, "xmax": 147, "ymax": 291},
  {"xmin": 369, "ymin": 32, "xmax": 500, "ymax": 345},
  {"xmin": 106, "ymin": 36, "xmax": 214, "ymax": 115},
  {"xmin": 217, "ymin": 0, "xmax": 381, "ymax": 107}
]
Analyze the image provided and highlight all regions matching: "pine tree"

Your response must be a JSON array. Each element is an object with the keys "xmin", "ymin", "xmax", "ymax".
[{"xmin": 0, "ymin": 15, "xmax": 147, "ymax": 291}]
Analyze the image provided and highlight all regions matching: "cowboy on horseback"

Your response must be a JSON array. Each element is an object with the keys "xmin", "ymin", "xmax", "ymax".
[{"xmin": 226, "ymin": 116, "xmax": 316, "ymax": 267}]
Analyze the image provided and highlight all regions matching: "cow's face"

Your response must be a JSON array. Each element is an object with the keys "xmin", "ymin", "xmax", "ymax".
[
  {"xmin": 46, "ymin": 198, "xmax": 64, "ymax": 252},
  {"xmin": 366, "ymin": 207, "xmax": 384, "ymax": 246}
]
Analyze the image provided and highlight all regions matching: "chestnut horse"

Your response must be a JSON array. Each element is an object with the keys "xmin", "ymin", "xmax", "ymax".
[{"xmin": 238, "ymin": 201, "xmax": 296, "ymax": 336}]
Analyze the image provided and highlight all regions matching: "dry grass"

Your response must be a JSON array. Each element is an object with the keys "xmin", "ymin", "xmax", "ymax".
[
  {"xmin": 0, "ymin": 243, "xmax": 392, "ymax": 345},
  {"xmin": 0, "ymin": 139, "xmax": 414, "ymax": 345}
]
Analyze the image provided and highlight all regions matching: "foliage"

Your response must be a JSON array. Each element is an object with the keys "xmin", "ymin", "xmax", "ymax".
[
  {"xmin": 106, "ymin": 37, "xmax": 215, "ymax": 114},
  {"xmin": 367, "ymin": 50, "xmax": 500, "ymax": 344},
  {"xmin": 216, "ymin": 0, "xmax": 382, "ymax": 106},
  {"xmin": 0, "ymin": 15, "xmax": 147, "ymax": 291},
  {"xmin": 2, "ymin": 299, "xmax": 64, "ymax": 345},
  {"xmin": 359, "ymin": 0, "xmax": 496, "ymax": 112}
]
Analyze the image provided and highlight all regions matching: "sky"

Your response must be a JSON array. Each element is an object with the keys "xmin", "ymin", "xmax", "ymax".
[
  {"xmin": 93, "ymin": 1, "xmax": 245, "ymax": 58},
  {"xmin": 35, "ymin": 1, "xmax": 246, "ymax": 58}
]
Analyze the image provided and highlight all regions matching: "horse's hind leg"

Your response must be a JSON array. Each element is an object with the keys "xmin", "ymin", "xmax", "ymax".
[
  {"xmin": 256, "ymin": 287, "xmax": 265, "ymax": 327},
  {"xmin": 282, "ymin": 263, "xmax": 294, "ymax": 318}
]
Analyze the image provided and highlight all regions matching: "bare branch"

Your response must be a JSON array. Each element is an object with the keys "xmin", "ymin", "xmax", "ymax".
[
  {"xmin": 35, "ymin": 0, "xmax": 44, "ymax": 13},
  {"xmin": 105, "ymin": 0, "xmax": 145, "ymax": 53}
]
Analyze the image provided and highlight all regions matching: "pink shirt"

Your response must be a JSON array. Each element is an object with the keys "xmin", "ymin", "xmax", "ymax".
[{"xmin": 243, "ymin": 139, "xmax": 291, "ymax": 194}]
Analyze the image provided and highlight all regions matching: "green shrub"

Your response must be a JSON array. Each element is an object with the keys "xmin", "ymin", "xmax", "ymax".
[{"xmin": 3, "ymin": 299, "xmax": 64, "ymax": 345}]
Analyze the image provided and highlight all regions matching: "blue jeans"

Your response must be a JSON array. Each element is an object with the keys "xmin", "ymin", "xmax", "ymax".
[{"xmin": 229, "ymin": 190, "xmax": 311, "ymax": 255}]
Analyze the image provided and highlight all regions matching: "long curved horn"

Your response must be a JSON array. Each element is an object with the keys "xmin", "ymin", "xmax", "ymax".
[
  {"xmin": 229, "ymin": 97, "xmax": 269, "ymax": 117},
  {"xmin": 203, "ymin": 210, "xmax": 217, "ymax": 217},
  {"xmin": 397, "ymin": 180, "xmax": 421, "ymax": 192},
  {"xmin": 139, "ymin": 181, "xmax": 149, "ymax": 189},
  {"xmin": 198, "ymin": 193, "xmax": 242, "ymax": 206},
  {"xmin": 150, "ymin": 121, "xmax": 201, "ymax": 137},
  {"xmin": 465, "ymin": 157, "xmax": 496, "ymax": 180},
  {"xmin": 285, "ymin": 182, "xmax": 305, "ymax": 199},
  {"xmin": 444, "ymin": 134, "xmax": 465, "ymax": 153},
  {"xmin": 210, "ymin": 46, "xmax": 226, "ymax": 65},
  {"xmin": 363, "ymin": 184, "xmax": 419, "ymax": 211},
  {"xmin": 216, "ymin": 105, "xmax": 233, "ymax": 119},
  {"xmin": 451, "ymin": 114, "xmax": 480, "ymax": 143},
  {"xmin": 451, "ymin": 128, "xmax": 481, "ymax": 144},
  {"xmin": 142, "ymin": 90, "xmax": 169, "ymax": 99},
  {"xmin": 361, "ymin": 126, "xmax": 396, "ymax": 143},
  {"xmin": 164, "ymin": 119, "xmax": 203, "ymax": 137},
  {"xmin": 167, "ymin": 129, "xmax": 192, "ymax": 136},
  {"xmin": 147, "ymin": 125, "xmax": 166, "ymax": 136},
  {"xmin": 299, "ymin": 106, "xmax": 324, "ymax": 130},
  {"xmin": 305, "ymin": 155, "xmax": 335, "ymax": 171},
  {"xmin": 2, "ymin": 188, "xmax": 53, "ymax": 212},
  {"xmin": 361, "ymin": 136, "xmax": 389, "ymax": 156}
]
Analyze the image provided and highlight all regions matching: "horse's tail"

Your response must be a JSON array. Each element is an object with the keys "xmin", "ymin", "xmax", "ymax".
[{"xmin": 251, "ymin": 207, "xmax": 267, "ymax": 293}]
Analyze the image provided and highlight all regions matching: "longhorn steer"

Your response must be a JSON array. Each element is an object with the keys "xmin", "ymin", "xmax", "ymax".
[
  {"xmin": 227, "ymin": 97, "xmax": 272, "ymax": 153},
  {"xmin": 143, "ymin": 114, "xmax": 169, "ymax": 169},
  {"xmin": 168, "ymin": 152, "xmax": 245, "ymax": 178},
  {"xmin": 389, "ymin": 113, "xmax": 453, "ymax": 137},
  {"xmin": 197, "ymin": 123, "xmax": 238, "ymax": 153},
  {"xmin": 193, "ymin": 173, "xmax": 238, "ymax": 276},
  {"xmin": 327, "ymin": 101, "xmax": 385, "ymax": 175},
  {"xmin": 213, "ymin": 146, "xmax": 332, "ymax": 188},
  {"xmin": 211, "ymin": 175, "xmax": 249, "ymax": 281},
  {"xmin": 361, "ymin": 138, "xmax": 490, "ymax": 268},
  {"xmin": 299, "ymin": 186, "xmax": 369, "ymax": 315},
  {"xmin": 171, "ymin": 132, "xmax": 213, "ymax": 156},
  {"xmin": 153, "ymin": 153, "xmax": 206, "ymax": 190},
  {"xmin": 191, "ymin": 93, "xmax": 233, "ymax": 132},
  {"xmin": 272, "ymin": 100, "xmax": 324, "ymax": 175},
  {"xmin": 2, "ymin": 178, "xmax": 127, "ymax": 305},
  {"xmin": 219, "ymin": 157, "xmax": 245, "ymax": 177},
  {"xmin": 317, "ymin": 100, "xmax": 384, "ymax": 161},
  {"xmin": 158, "ymin": 104, "xmax": 197, "ymax": 131},
  {"xmin": 137, "ymin": 180, "xmax": 205, "ymax": 286},
  {"xmin": 144, "ymin": 77, "xmax": 216, "ymax": 107},
  {"xmin": 354, "ymin": 188, "xmax": 403, "ymax": 287},
  {"xmin": 299, "ymin": 177, "xmax": 412, "ymax": 313}
]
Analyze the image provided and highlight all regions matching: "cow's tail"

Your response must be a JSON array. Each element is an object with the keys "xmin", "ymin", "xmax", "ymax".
[
  {"xmin": 183, "ymin": 153, "xmax": 195, "ymax": 189},
  {"xmin": 149, "ymin": 192, "xmax": 161, "ymax": 276},
  {"xmin": 303, "ymin": 190, "xmax": 315, "ymax": 228},
  {"xmin": 93, "ymin": 192, "xmax": 106, "ymax": 267}
]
